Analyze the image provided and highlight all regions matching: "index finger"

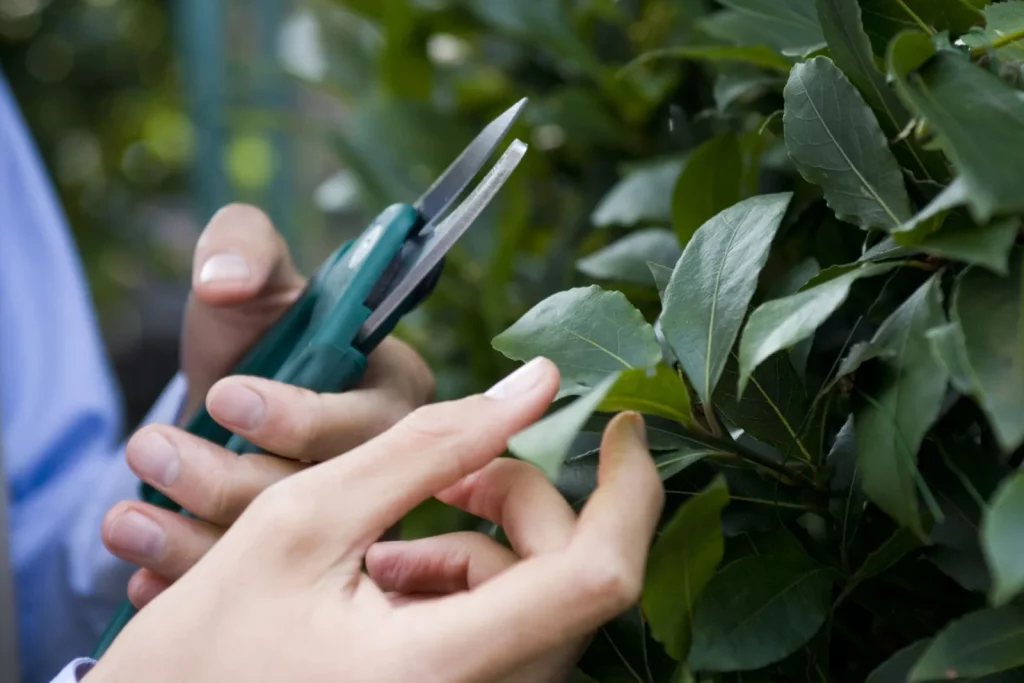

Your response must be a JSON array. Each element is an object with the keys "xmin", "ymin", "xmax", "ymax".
[
  {"xmin": 402, "ymin": 412, "xmax": 663, "ymax": 683},
  {"xmin": 245, "ymin": 358, "xmax": 561, "ymax": 567}
]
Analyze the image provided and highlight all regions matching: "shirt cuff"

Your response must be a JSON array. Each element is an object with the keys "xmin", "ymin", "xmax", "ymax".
[{"xmin": 49, "ymin": 658, "xmax": 96, "ymax": 683}]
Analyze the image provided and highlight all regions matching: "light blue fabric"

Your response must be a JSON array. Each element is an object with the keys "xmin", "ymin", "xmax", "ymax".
[
  {"xmin": 45, "ymin": 659, "xmax": 94, "ymax": 683},
  {"xmin": 0, "ymin": 71, "xmax": 187, "ymax": 683}
]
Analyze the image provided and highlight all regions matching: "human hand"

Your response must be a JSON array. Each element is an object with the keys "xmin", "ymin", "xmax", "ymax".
[
  {"xmin": 101, "ymin": 204, "xmax": 434, "ymax": 606},
  {"xmin": 87, "ymin": 358, "xmax": 664, "ymax": 683},
  {"xmin": 178, "ymin": 203, "xmax": 432, "ymax": 419}
]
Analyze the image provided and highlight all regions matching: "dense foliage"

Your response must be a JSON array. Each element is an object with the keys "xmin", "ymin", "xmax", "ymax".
[
  {"xmin": 296, "ymin": 0, "xmax": 1024, "ymax": 681},
  {"xmin": 0, "ymin": 0, "xmax": 187, "ymax": 311}
]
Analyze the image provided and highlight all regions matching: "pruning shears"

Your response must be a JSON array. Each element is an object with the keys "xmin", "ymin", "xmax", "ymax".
[{"xmin": 93, "ymin": 98, "xmax": 529, "ymax": 656}]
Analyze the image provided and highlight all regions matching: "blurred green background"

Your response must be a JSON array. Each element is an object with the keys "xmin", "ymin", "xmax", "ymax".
[{"xmin": 0, "ymin": 0, "xmax": 739, "ymax": 428}]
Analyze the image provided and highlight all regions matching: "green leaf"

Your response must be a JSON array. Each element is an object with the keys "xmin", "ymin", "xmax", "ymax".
[
  {"xmin": 828, "ymin": 418, "xmax": 865, "ymax": 562},
  {"xmin": 854, "ymin": 275, "xmax": 949, "ymax": 536},
  {"xmin": 929, "ymin": 545, "xmax": 992, "ymax": 594},
  {"xmin": 598, "ymin": 363, "xmax": 697, "ymax": 428},
  {"xmin": 592, "ymin": 158, "xmax": 684, "ymax": 228},
  {"xmin": 577, "ymin": 229, "xmax": 683, "ymax": 284},
  {"xmin": 689, "ymin": 555, "xmax": 833, "ymax": 672},
  {"xmin": 558, "ymin": 437, "xmax": 716, "ymax": 507},
  {"xmin": 378, "ymin": 2, "xmax": 432, "ymax": 100},
  {"xmin": 953, "ymin": 249, "xmax": 1024, "ymax": 451},
  {"xmin": 649, "ymin": 263, "xmax": 674, "ymax": 300},
  {"xmin": 924, "ymin": 437, "xmax": 1008, "ymax": 551},
  {"xmin": 842, "ymin": 526, "xmax": 924, "ymax": 599},
  {"xmin": 836, "ymin": 340, "xmax": 896, "ymax": 380},
  {"xmin": 859, "ymin": 0, "xmax": 984, "ymax": 56},
  {"xmin": 509, "ymin": 374, "xmax": 621, "ymax": 480},
  {"xmin": 888, "ymin": 31, "xmax": 1024, "ymax": 221},
  {"xmin": 643, "ymin": 476, "xmax": 730, "ymax": 661},
  {"xmin": 910, "ymin": 606, "xmax": 1024, "ymax": 681},
  {"xmin": 783, "ymin": 56, "xmax": 912, "ymax": 230},
  {"xmin": 811, "ymin": 0, "xmax": 907, "ymax": 131},
  {"xmin": 715, "ymin": 353, "xmax": 814, "ymax": 460},
  {"xmin": 493, "ymin": 286, "xmax": 661, "ymax": 397},
  {"xmin": 578, "ymin": 605, "xmax": 679, "ymax": 683},
  {"xmin": 982, "ymin": 473, "xmax": 1024, "ymax": 607},
  {"xmin": 701, "ymin": 0, "xmax": 826, "ymax": 57},
  {"xmin": 622, "ymin": 45, "xmax": 793, "ymax": 74},
  {"xmin": 567, "ymin": 669, "xmax": 601, "ymax": 683},
  {"xmin": 892, "ymin": 177, "xmax": 969, "ymax": 244},
  {"xmin": 662, "ymin": 193, "xmax": 793, "ymax": 405},
  {"xmin": 865, "ymin": 640, "xmax": 930, "ymax": 683},
  {"xmin": 961, "ymin": 2, "xmax": 1024, "ymax": 60},
  {"xmin": 510, "ymin": 367, "xmax": 698, "ymax": 480},
  {"xmin": 672, "ymin": 133, "xmax": 745, "ymax": 247},
  {"xmin": 872, "ymin": 179, "xmax": 1019, "ymax": 272},
  {"xmin": 738, "ymin": 262, "xmax": 897, "ymax": 394},
  {"xmin": 916, "ymin": 216, "xmax": 1021, "ymax": 276},
  {"xmin": 465, "ymin": 0, "xmax": 603, "ymax": 80},
  {"xmin": 812, "ymin": 0, "xmax": 948, "ymax": 185},
  {"xmin": 714, "ymin": 71, "xmax": 783, "ymax": 113},
  {"xmin": 927, "ymin": 323, "xmax": 976, "ymax": 394},
  {"xmin": 657, "ymin": 449, "xmax": 715, "ymax": 481}
]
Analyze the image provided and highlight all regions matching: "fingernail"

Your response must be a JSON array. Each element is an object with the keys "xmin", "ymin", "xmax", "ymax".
[
  {"xmin": 107, "ymin": 511, "xmax": 166, "ymax": 560},
  {"xmin": 199, "ymin": 252, "xmax": 250, "ymax": 284},
  {"xmin": 485, "ymin": 357, "xmax": 548, "ymax": 399},
  {"xmin": 209, "ymin": 383, "xmax": 266, "ymax": 430},
  {"xmin": 129, "ymin": 433, "xmax": 180, "ymax": 488},
  {"xmin": 625, "ymin": 412, "xmax": 648, "ymax": 448}
]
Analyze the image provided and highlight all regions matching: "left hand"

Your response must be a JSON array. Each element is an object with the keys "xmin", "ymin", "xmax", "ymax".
[{"xmin": 102, "ymin": 204, "xmax": 434, "ymax": 606}]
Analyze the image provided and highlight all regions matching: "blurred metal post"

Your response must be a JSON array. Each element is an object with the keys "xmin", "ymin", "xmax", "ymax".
[
  {"xmin": 173, "ymin": 0, "xmax": 294, "ymax": 244},
  {"xmin": 174, "ymin": 0, "xmax": 228, "ymax": 224},
  {"xmin": 255, "ymin": 0, "xmax": 294, "ymax": 244}
]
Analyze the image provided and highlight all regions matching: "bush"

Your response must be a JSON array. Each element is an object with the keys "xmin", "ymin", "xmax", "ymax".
[{"xmin": 297, "ymin": 1, "xmax": 1024, "ymax": 680}]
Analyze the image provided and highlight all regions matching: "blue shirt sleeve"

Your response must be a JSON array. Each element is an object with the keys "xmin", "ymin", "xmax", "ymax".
[
  {"xmin": 0, "ymin": 72, "xmax": 188, "ymax": 683},
  {"xmin": 47, "ymin": 659, "xmax": 95, "ymax": 683}
]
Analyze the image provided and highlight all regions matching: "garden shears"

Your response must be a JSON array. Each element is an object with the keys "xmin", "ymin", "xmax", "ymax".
[{"xmin": 93, "ymin": 98, "xmax": 529, "ymax": 656}]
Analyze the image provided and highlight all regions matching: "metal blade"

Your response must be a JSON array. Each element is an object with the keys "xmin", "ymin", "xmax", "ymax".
[
  {"xmin": 414, "ymin": 98, "xmax": 527, "ymax": 225},
  {"xmin": 360, "ymin": 139, "xmax": 529, "ymax": 340}
]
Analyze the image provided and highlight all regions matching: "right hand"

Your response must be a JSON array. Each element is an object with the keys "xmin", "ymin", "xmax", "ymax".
[{"xmin": 87, "ymin": 358, "xmax": 664, "ymax": 683}]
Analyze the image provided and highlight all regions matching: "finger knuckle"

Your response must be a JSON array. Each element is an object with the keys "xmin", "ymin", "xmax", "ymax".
[
  {"xmin": 248, "ymin": 481, "xmax": 315, "ymax": 535},
  {"xmin": 578, "ymin": 553, "xmax": 643, "ymax": 611},
  {"xmin": 265, "ymin": 385, "xmax": 324, "ymax": 456},
  {"xmin": 203, "ymin": 465, "xmax": 239, "ymax": 522},
  {"xmin": 293, "ymin": 390, "xmax": 328, "ymax": 455}
]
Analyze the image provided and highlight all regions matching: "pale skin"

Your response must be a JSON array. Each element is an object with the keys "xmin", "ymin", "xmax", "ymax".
[
  {"xmin": 94, "ymin": 205, "xmax": 664, "ymax": 681},
  {"xmin": 101, "ymin": 204, "xmax": 435, "ymax": 604},
  {"xmin": 88, "ymin": 357, "xmax": 663, "ymax": 683}
]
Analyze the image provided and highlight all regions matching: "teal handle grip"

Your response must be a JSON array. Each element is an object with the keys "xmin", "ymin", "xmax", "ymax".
[
  {"xmin": 95, "ymin": 205, "xmax": 421, "ymax": 658},
  {"xmin": 139, "ymin": 284, "xmax": 323, "ymax": 509}
]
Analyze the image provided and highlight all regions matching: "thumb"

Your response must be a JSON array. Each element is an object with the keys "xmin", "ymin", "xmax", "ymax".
[
  {"xmin": 190, "ymin": 203, "xmax": 305, "ymax": 305},
  {"xmin": 181, "ymin": 204, "xmax": 306, "ymax": 417}
]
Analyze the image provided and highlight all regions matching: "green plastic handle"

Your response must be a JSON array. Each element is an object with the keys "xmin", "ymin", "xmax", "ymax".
[{"xmin": 94, "ymin": 204, "xmax": 423, "ymax": 657}]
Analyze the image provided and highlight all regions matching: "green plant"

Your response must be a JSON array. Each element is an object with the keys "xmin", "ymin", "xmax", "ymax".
[{"xmin": 291, "ymin": 0, "xmax": 1024, "ymax": 680}]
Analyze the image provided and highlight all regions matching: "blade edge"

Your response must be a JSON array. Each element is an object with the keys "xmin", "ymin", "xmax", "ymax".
[{"xmin": 361, "ymin": 139, "xmax": 529, "ymax": 340}]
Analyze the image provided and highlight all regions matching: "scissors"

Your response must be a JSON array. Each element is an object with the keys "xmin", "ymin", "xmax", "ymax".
[{"xmin": 93, "ymin": 98, "xmax": 529, "ymax": 656}]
